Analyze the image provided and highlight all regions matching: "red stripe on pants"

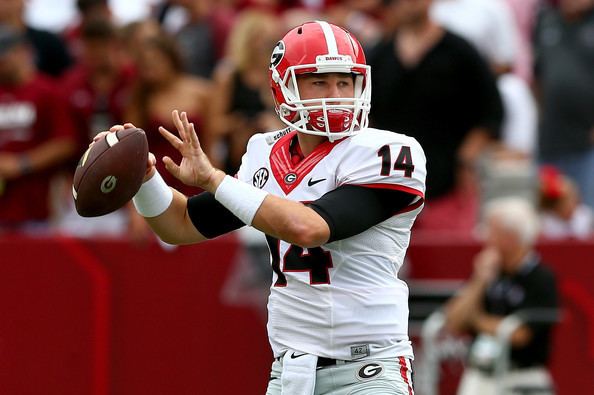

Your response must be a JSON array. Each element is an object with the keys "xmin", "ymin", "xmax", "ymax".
[{"xmin": 398, "ymin": 356, "xmax": 413, "ymax": 395}]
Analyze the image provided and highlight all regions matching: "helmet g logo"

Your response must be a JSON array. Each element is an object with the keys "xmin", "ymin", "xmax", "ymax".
[{"xmin": 269, "ymin": 41, "xmax": 285, "ymax": 69}]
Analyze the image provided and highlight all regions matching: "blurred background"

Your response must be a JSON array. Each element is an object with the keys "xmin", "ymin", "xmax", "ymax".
[{"xmin": 0, "ymin": 0, "xmax": 593, "ymax": 394}]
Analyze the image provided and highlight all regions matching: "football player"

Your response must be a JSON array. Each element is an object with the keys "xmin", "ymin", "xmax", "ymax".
[{"xmin": 101, "ymin": 21, "xmax": 426, "ymax": 395}]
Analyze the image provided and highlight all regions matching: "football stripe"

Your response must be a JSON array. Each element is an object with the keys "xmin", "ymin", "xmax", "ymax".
[
  {"xmin": 80, "ymin": 147, "xmax": 91, "ymax": 167},
  {"xmin": 106, "ymin": 132, "xmax": 119, "ymax": 147}
]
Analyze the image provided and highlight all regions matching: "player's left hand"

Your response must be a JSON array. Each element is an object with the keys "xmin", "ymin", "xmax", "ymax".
[{"xmin": 158, "ymin": 110, "xmax": 219, "ymax": 190}]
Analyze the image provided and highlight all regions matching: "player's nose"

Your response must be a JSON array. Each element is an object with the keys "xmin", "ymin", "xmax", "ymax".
[{"xmin": 327, "ymin": 82, "xmax": 342, "ymax": 98}]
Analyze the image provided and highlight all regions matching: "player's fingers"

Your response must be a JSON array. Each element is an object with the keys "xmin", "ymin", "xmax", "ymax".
[
  {"xmin": 148, "ymin": 152, "xmax": 157, "ymax": 168},
  {"xmin": 92, "ymin": 131, "xmax": 110, "ymax": 144},
  {"xmin": 109, "ymin": 124, "xmax": 125, "ymax": 132},
  {"xmin": 180, "ymin": 111, "xmax": 192, "ymax": 143},
  {"xmin": 142, "ymin": 153, "xmax": 157, "ymax": 181},
  {"xmin": 179, "ymin": 111, "xmax": 194, "ymax": 145},
  {"xmin": 188, "ymin": 122, "xmax": 201, "ymax": 149},
  {"xmin": 158, "ymin": 126, "xmax": 183, "ymax": 150},
  {"xmin": 123, "ymin": 123, "xmax": 137, "ymax": 129},
  {"xmin": 179, "ymin": 111, "xmax": 200, "ymax": 149},
  {"xmin": 162, "ymin": 156, "xmax": 181, "ymax": 179},
  {"xmin": 171, "ymin": 110, "xmax": 186, "ymax": 140}
]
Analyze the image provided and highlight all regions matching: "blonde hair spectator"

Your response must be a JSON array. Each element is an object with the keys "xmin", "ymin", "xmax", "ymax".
[
  {"xmin": 210, "ymin": 10, "xmax": 282, "ymax": 173},
  {"xmin": 224, "ymin": 10, "xmax": 279, "ymax": 74}
]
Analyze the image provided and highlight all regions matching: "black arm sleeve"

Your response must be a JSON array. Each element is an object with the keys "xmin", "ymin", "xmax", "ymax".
[
  {"xmin": 187, "ymin": 192, "xmax": 245, "ymax": 239},
  {"xmin": 307, "ymin": 185, "xmax": 417, "ymax": 243}
]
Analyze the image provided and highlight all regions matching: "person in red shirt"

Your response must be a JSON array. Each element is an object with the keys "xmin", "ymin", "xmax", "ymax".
[
  {"xmin": 61, "ymin": 18, "xmax": 135, "ymax": 162},
  {"xmin": 58, "ymin": 18, "xmax": 140, "ymax": 238},
  {"xmin": 125, "ymin": 31, "xmax": 212, "ymax": 197},
  {"xmin": 0, "ymin": 25, "xmax": 76, "ymax": 231}
]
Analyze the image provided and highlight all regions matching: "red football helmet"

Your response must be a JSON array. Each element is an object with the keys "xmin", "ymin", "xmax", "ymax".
[{"xmin": 269, "ymin": 21, "xmax": 371, "ymax": 141}]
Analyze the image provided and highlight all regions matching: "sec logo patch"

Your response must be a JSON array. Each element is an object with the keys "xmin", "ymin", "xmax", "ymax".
[
  {"xmin": 356, "ymin": 363, "xmax": 384, "ymax": 381},
  {"xmin": 253, "ymin": 168, "xmax": 269, "ymax": 188}
]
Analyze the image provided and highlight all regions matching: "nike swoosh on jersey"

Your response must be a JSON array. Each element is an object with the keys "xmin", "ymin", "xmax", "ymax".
[
  {"xmin": 307, "ymin": 178, "xmax": 326, "ymax": 187},
  {"xmin": 290, "ymin": 352, "xmax": 307, "ymax": 359}
]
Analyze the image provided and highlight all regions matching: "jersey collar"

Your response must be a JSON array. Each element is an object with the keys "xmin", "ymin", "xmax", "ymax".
[{"xmin": 269, "ymin": 131, "xmax": 343, "ymax": 194}]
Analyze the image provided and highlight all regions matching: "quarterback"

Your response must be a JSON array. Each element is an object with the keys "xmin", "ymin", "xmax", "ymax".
[{"xmin": 101, "ymin": 21, "xmax": 426, "ymax": 395}]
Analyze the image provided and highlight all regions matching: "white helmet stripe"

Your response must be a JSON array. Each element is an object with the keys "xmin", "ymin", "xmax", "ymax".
[{"xmin": 316, "ymin": 20, "xmax": 338, "ymax": 55}]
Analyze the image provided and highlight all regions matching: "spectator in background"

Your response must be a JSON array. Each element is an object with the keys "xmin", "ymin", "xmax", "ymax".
[
  {"xmin": 431, "ymin": 0, "xmax": 538, "ymax": 157},
  {"xmin": 120, "ymin": 19, "xmax": 162, "ymax": 65},
  {"xmin": 0, "ymin": 25, "xmax": 76, "ymax": 231},
  {"xmin": 156, "ymin": 0, "xmax": 218, "ymax": 78},
  {"xmin": 368, "ymin": 0, "xmax": 503, "ymax": 232},
  {"xmin": 125, "ymin": 32, "xmax": 212, "ymax": 197},
  {"xmin": 533, "ymin": 0, "xmax": 594, "ymax": 210},
  {"xmin": 503, "ymin": 0, "xmax": 542, "ymax": 83},
  {"xmin": 431, "ymin": 0, "xmax": 520, "ymax": 75},
  {"xmin": 324, "ymin": 0, "xmax": 383, "ymax": 50},
  {"xmin": 445, "ymin": 197, "xmax": 558, "ymax": 395},
  {"xmin": 55, "ymin": 18, "xmax": 136, "ymax": 238},
  {"xmin": 539, "ymin": 165, "xmax": 594, "ymax": 240},
  {"xmin": 62, "ymin": 18, "xmax": 134, "ymax": 151},
  {"xmin": 156, "ymin": 0, "xmax": 237, "ymax": 60},
  {"xmin": 0, "ymin": 0, "xmax": 73, "ymax": 77},
  {"xmin": 63, "ymin": 0, "xmax": 113, "ymax": 60},
  {"xmin": 210, "ymin": 10, "xmax": 282, "ymax": 174}
]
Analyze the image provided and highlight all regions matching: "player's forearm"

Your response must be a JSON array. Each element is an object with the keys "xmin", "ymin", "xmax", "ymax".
[
  {"xmin": 143, "ymin": 188, "xmax": 207, "ymax": 245},
  {"xmin": 204, "ymin": 171, "xmax": 330, "ymax": 248},
  {"xmin": 251, "ymin": 195, "xmax": 330, "ymax": 248}
]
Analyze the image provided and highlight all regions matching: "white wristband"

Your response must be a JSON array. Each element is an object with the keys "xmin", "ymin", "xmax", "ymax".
[
  {"xmin": 214, "ymin": 175, "xmax": 268, "ymax": 225},
  {"xmin": 132, "ymin": 171, "xmax": 173, "ymax": 217}
]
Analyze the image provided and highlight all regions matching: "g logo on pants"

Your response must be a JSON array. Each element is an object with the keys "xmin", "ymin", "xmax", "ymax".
[{"xmin": 356, "ymin": 363, "xmax": 384, "ymax": 381}]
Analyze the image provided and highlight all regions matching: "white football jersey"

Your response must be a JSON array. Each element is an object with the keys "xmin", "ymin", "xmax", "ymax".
[{"xmin": 237, "ymin": 128, "xmax": 427, "ymax": 361}]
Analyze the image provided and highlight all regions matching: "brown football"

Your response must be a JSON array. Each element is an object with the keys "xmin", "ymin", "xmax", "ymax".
[{"xmin": 73, "ymin": 128, "xmax": 149, "ymax": 217}]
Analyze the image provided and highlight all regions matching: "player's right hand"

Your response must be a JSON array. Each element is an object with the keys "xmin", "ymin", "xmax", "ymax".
[
  {"xmin": 92, "ymin": 123, "xmax": 157, "ymax": 182},
  {"xmin": 158, "ymin": 110, "xmax": 220, "ymax": 190}
]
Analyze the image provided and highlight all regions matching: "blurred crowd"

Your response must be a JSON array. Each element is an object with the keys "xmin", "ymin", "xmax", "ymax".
[{"xmin": 0, "ymin": 0, "xmax": 593, "ymax": 241}]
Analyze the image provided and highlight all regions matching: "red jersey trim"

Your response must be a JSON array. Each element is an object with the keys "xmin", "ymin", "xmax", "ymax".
[
  {"xmin": 394, "ymin": 196, "xmax": 424, "ymax": 215},
  {"xmin": 344, "ymin": 182, "xmax": 424, "ymax": 216},
  {"xmin": 269, "ymin": 131, "xmax": 345, "ymax": 195}
]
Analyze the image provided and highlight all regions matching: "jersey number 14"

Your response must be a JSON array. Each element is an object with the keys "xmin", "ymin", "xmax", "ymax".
[
  {"xmin": 377, "ymin": 145, "xmax": 414, "ymax": 178},
  {"xmin": 266, "ymin": 236, "xmax": 333, "ymax": 286}
]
